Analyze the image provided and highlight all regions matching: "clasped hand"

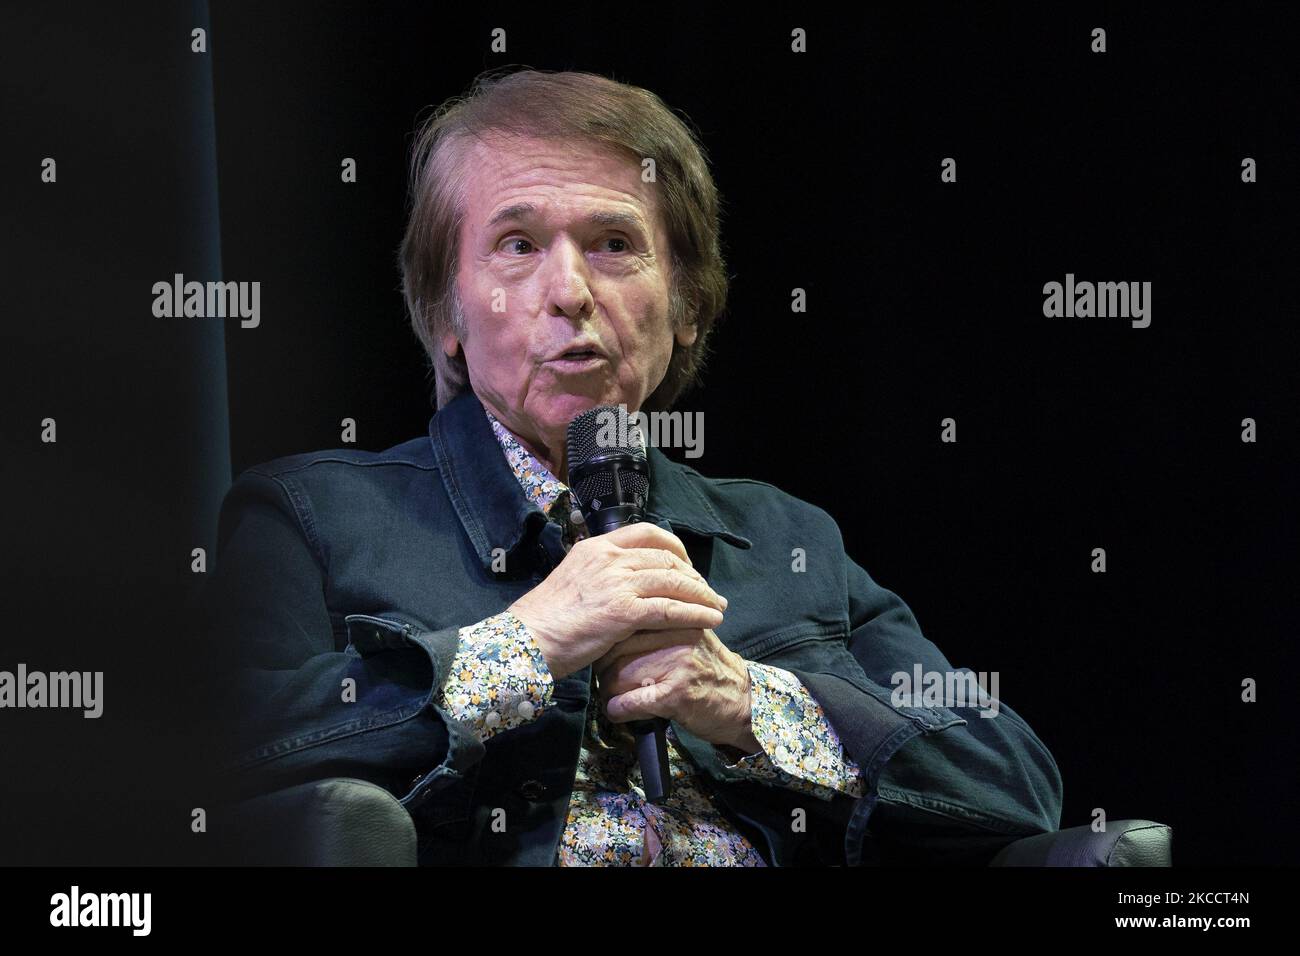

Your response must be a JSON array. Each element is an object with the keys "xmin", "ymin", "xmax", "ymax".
[{"xmin": 507, "ymin": 523, "xmax": 757, "ymax": 751}]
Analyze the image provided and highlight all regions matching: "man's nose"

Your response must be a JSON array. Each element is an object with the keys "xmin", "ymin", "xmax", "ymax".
[{"xmin": 543, "ymin": 237, "xmax": 595, "ymax": 319}]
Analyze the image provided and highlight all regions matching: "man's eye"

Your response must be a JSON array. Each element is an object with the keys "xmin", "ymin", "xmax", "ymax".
[{"xmin": 499, "ymin": 236, "xmax": 629, "ymax": 255}]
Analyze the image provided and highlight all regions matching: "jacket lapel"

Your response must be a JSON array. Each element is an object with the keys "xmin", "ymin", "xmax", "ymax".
[{"xmin": 429, "ymin": 390, "xmax": 753, "ymax": 570}]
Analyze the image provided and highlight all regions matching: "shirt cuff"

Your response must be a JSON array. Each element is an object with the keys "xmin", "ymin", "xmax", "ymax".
[
  {"xmin": 435, "ymin": 610, "xmax": 554, "ymax": 742},
  {"xmin": 717, "ymin": 661, "xmax": 866, "ymax": 800}
]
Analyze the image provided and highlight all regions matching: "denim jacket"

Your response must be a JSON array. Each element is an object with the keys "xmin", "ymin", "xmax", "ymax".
[{"xmin": 202, "ymin": 390, "xmax": 1063, "ymax": 866}]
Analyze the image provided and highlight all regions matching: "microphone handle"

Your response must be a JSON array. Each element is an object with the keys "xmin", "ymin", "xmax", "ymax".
[
  {"xmin": 629, "ymin": 717, "xmax": 672, "ymax": 803},
  {"xmin": 586, "ymin": 509, "xmax": 672, "ymax": 800},
  {"xmin": 569, "ymin": 464, "xmax": 669, "ymax": 799}
]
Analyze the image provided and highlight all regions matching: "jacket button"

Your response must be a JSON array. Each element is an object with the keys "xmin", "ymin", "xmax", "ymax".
[{"xmin": 519, "ymin": 779, "xmax": 547, "ymax": 800}]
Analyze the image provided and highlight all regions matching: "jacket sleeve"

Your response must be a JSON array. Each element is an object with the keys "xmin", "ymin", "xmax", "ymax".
[
  {"xmin": 788, "ymin": 552, "xmax": 1064, "ymax": 866},
  {"xmin": 198, "ymin": 468, "xmax": 513, "ymax": 811}
]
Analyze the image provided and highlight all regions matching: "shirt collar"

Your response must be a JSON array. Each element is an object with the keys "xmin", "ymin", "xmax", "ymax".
[
  {"xmin": 482, "ymin": 407, "xmax": 569, "ymax": 515},
  {"xmin": 428, "ymin": 390, "xmax": 751, "ymax": 571},
  {"xmin": 482, "ymin": 405, "xmax": 656, "ymax": 517}
]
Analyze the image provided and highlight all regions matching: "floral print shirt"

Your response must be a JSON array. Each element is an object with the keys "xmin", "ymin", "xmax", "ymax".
[{"xmin": 433, "ymin": 408, "xmax": 865, "ymax": 865}]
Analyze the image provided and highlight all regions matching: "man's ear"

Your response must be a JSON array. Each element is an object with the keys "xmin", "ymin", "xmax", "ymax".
[
  {"xmin": 674, "ymin": 321, "xmax": 698, "ymax": 348},
  {"xmin": 442, "ymin": 329, "xmax": 461, "ymax": 359}
]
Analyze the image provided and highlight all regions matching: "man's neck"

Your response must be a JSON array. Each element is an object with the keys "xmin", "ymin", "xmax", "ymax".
[{"xmin": 482, "ymin": 405, "xmax": 566, "ymax": 481}]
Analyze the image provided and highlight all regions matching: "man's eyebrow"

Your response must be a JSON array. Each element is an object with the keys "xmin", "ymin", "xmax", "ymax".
[
  {"xmin": 485, "ymin": 203, "xmax": 537, "ymax": 229},
  {"xmin": 484, "ymin": 203, "xmax": 647, "ymax": 231},
  {"xmin": 584, "ymin": 210, "xmax": 645, "ymax": 230}
]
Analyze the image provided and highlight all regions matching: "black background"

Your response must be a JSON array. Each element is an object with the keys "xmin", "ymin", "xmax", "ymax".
[{"xmin": 2, "ymin": 1, "xmax": 1296, "ymax": 866}]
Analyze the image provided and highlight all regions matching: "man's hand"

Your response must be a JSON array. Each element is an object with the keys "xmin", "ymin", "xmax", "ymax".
[
  {"xmin": 593, "ymin": 628, "xmax": 761, "ymax": 753},
  {"xmin": 508, "ymin": 523, "xmax": 728, "ymax": 681}
]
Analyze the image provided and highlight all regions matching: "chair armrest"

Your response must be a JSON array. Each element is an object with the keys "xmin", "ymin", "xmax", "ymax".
[
  {"xmin": 223, "ymin": 777, "xmax": 418, "ymax": 866},
  {"xmin": 988, "ymin": 819, "xmax": 1173, "ymax": 866}
]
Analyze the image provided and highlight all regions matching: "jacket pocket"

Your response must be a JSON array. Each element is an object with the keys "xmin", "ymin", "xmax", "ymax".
[
  {"xmin": 409, "ymin": 756, "xmax": 484, "ymax": 853},
  {"xmin": 727, "ymin": 619, "xmax": 849, "ymax": 662}
]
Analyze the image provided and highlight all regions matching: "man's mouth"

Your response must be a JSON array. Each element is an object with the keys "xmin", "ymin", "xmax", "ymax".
[
  {"xmin": 548, "ymin": 350, "xmax": 608, "ymax": 371},
  {"xmin": 546, "ymin": 342, "xmax": 609, "ymax": 369}
]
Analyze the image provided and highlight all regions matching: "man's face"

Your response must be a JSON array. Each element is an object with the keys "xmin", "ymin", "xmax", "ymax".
[{"xmin": 449, "ymin": 133, "xmax": 694, "ymax": 467}]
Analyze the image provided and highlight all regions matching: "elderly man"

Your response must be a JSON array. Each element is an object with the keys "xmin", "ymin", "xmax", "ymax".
[{"xmin": 206, "ymin": 68, "xmax": 1062, "ymax": 866}]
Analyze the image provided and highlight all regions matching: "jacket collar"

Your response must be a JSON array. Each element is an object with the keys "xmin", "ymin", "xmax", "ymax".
[{"xmin": 428, "ymin": 390, "xmax": 751, "ymax": 570}]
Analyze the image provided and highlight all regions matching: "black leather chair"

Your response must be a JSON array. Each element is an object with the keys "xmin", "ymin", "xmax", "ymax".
[
  {"xmin": 223, "ymin": 778, "xmax": 419, "ymax": 867},
  {"xmin": 220, "ymin": 776, "xmax": 1172, "ymax": 866},
  {"xmin": 987, "ymin": 817, "xmax": 1172, "ymax": 867}
]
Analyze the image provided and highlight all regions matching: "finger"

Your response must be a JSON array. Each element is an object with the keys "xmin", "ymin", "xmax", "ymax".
[
  {"xmin": 630, "ymin": 596, "xmax": 724, "ymax": 632},
  {"xmin": 600, "ymin": 660, "xmax": 675, "ymax": 703},
  {"xmin": 629, "ymin": 568, "xmax": 727, "ymax": 611},
  {"xmin": 595, "ymin": 641, "xmax": 681, "ymax": 691},
  {"xmin": 618, "ymin": 548, "xmax": 708, "ymax": 587},
  {"xmin": 606, "ymin": 682, "xmax": 671, "ymax": 723},
  {"xmin": 594, "ymin": 629, "xmax": 698, "ymax": 676},
  {"xmin": 602, "ymin": 523, "xmax": 691, "ymax": 563}
]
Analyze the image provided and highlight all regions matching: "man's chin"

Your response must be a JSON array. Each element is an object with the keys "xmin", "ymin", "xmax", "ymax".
[{"xmin": 538, "ymin": 389, "xmax": 636, "ymax": 425}]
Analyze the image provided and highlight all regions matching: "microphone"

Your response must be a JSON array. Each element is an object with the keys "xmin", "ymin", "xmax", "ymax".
[{"xmin": 566, "ymin": 403, "xmax": 672, "ymax": 803}]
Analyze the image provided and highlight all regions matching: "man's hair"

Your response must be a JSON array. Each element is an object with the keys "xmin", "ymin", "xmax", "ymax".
[{"xmin": 398, "ymin": 67, "xmax": 729, "ymax": 411}]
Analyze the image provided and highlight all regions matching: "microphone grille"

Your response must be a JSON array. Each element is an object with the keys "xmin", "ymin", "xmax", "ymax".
[
  {"xmin": 565, "ymin": 404, "xmax": 646, "ymax": 467},
  {"xmin": 566, "ymin": 404, "xmax": 649, "ymax": 505}
]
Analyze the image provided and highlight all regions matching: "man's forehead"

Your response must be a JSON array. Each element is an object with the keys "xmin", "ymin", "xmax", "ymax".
[
  {"xmin": 485, "ymin": 202, "xmax": 648, "ymax": 231},
  {"xmin": 464, "ymin": 134, "xmax": 656, "ymax": 224}
]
